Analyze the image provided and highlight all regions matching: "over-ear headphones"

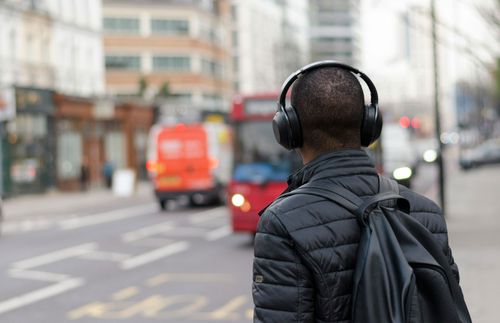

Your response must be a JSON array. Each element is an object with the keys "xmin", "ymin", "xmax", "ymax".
[{"xmin": 272, "ymin": 60, "xmax": 383, "ymax": 149}]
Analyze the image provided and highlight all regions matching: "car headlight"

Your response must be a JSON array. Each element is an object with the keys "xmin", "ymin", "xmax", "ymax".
[
  {"xmin": 231, "ymin": 194, "xmax": 245, "ymax": 207},
  {"xmin": 393, "ymin": 167, "xmax": 412, "ymax": 180},
  {"xmin": 423, "ymin": 149, "xmax": 438, "ymax": 163}
]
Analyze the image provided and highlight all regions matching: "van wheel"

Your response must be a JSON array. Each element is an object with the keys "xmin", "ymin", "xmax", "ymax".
[
  {"xmin": 159, "ymin": 199, "xmax": 167, "ymax": 211},
  {"xmin": 189, "ymin": 194, "xmax": 205, "ymax": 207}
]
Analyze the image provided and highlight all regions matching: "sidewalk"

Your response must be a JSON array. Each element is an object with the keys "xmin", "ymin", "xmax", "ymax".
[
  {"xmin": 3, "ymin": 181, "xmax": 155, "ymax": 219},
  {"xmin": 446, "ymin": 164, "xmax": 500, "ymax": 323}
]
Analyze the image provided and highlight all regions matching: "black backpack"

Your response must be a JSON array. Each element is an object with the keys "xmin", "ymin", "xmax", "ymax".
[{"xmin": 288, "ymin": 175, "xmax": 472, "ymax": 323}]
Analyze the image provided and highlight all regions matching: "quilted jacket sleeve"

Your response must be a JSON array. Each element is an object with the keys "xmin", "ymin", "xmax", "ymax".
[{"xmin": 252, "ymin": 209, "xmax": 315, "ymax": 323}]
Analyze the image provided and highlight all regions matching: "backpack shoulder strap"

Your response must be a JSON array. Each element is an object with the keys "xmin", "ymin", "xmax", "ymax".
[
  {"xmin": 281, "ymin": 179, "xmax": 408, "ymax": 223},
  {"xmin": 376, "ymin": 175, "xmax": 410, "ymax": 214},
  {"xmin": 378, "ymin": 174, "xmax": 400, "ymax": 194}
]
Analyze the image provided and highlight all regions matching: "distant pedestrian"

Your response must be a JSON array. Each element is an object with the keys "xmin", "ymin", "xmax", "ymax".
[
  {"xmin": 252, "ymin": 61, "xmax": 469, "ymax": 322},
  {"xmin": 80, "ymin": 159, "xmax": 89, "ymax": 191},
  {"xmin": 102, "ymin": 160, "xmax": 114, "ymax": 189}
]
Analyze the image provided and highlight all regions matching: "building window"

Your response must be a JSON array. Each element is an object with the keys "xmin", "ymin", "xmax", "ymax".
[
  {"xmin": 105, "ymin": 55, "xmax": 141, "ymax": 70},
  {"xmin": 152, "ymin": 56, "xmax": 191, "ymax": 72},
  {"xmin": 230, "ymin": 4, "xmax": 237, "ymax": 22},
  {"xmin": 231, "ymin": 30, "xmax": 238, "ymax": 47},
  {"xmin": 315, "ymin": 37, "xmax": 352, "ymax": 44},
  {"xmin": 151, "ymin": 19, "xmax": 189, "ymax": 35},
  {"xmin": 169, "ymin": 93, "xmax": 192, "ymax": 102},
  {"xmin": 10, "ymin": 30, "xmax": 16, "ymax": 61},
  {"xmin": 105, "ymin": 131, "xmax": 126, "ymax": 169},
  {"xmin": 232, "ymin": 56, "xmax": 239, "ymax": 74},
  {"xmin": 318, "ymin": 15, "xmax": 352, "ymax": 26},
  {"xmin": 202, "ymin": 59, "xmax": 222, "ymax": 78},
  {"xmin": 202, "ymin": 93, "xmax": 222, "ymax": 102},
  {"xmin": 103, "ymin": 17, "xmax": 140, "ymax": 34},
  {"xmin": 57, "ymin": 129, "xmax": 82, "ymax": 180}
]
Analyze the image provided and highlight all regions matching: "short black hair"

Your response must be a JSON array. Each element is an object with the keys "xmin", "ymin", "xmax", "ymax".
[{"xmin": 291, "ymin": 67, "xmax": 364, "ymax": 151}]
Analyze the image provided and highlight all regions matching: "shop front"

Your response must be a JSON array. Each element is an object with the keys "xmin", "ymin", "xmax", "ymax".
[
  {"xmin": 115, "ymin": 101, "xmax": 153, "ymax": 181},
  {"xmin": 3, "ymin": 87, "xmax": 56, "ymax": 195},
  {"xmin": 54, "ymin": 95, "xmax": 153, "ymax": 191}
]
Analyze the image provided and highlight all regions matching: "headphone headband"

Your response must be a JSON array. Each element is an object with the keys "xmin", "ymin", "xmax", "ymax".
[
  {"xmin": 278, "ymin": 60, "xmax": 378, "ymax": 109},
  {"xmin": 273, "ymin": 60, "xmax": 382, "ymax": 149}
]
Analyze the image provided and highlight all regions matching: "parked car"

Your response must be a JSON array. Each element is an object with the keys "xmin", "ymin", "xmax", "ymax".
[{"xmin": 460, "ymin": 138, "xmax": 500, "ymax": 170}]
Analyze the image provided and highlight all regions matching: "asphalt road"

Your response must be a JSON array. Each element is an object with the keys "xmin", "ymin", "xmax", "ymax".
[
  {"xmin": 0, "ymin": 195, "xmax": 255, "ymax": 323},
  {"xmin": 0, "ymin": 164, "xmax": 438, "ymax": 323}
]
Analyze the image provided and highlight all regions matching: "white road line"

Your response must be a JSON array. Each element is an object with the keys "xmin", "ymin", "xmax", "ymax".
[
  {"xmin": 3, "ymin": 220, "xmax": 51, "ymax": 233},
  {"xmin": 58, "ymin": 203, "xmax": 156, "ymax": 230},
  {"xmin": 131, "ymin": 237, "xmax": 173, "ymax": 247},
  {"xmin": 159, "ymin": 227, "xmax": 206, "ymax": 237},
  {"xmin": 12, "ymin": 243, "xmax": 97, "ymax": 270},
  {"xmin": 0, "ymin": 278, "xmax": 84, "ymax": 315},
  {"xmin": 189, "ymin": 207, "xmax": 226, "ymax": 224},
  {"xmin": 121, "ymin": 241, "xmax": 189, "ymax": 270},
  {"xmin": 79, "ymin": 251, "xmax": 130, "ymax": 262},
  {"xmin": 205, "ymin": 225, "xmax": 232, "ymax": 241},
  {"xmin": 8, "ymin": 269, "xmax": 70, "ymax": 283},
  {"xmin": 2, "ymin": 214, "xmax": 79, "ymax": 233},
  {"xmin": 122, "ymin": 222, "xmax": 174, "ymax": 242}
]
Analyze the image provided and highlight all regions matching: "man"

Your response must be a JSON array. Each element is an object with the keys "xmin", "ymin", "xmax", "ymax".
[{"xmin": 252, "ymin": 62, "xmax": 460, "ymax": 322}]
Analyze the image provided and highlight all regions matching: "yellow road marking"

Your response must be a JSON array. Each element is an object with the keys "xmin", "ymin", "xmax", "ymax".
[
  {"xmin": 111, "ymin": 287, "xmax": 139, "ymax": 301},
  {"xmin": 68, "ymin": 302, "xmax": 117, "ymax": 320},
  {"xmin": 245, "ymin": 308, "xmax": 254, "ymax": 320},
  {"xmin": 194, "ymin": 295, "xmax": 248, "ymax": 320},
  {"xmin": 146, "ymin": 274, "xmax": 171, "ymax": 286},
  {"xmin": 146, "ymin": 295, "xmax": 208, "ymax": 318},
  {"xmin": 117, "ymin": 295, "xmax": 170, "ymax": 318},
  {"xmin": 146, "ymin": 273, "xmax": 232, "ymax": 287},
  {"xmin": 210, "ymin": 296, "xmax": 247, "ymax": 319},
  {"xmin": 68, "ymin": 295, "xmax": 210, "ymax": 320}
]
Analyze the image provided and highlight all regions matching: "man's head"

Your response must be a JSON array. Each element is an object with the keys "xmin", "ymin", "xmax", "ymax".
[{"xmin": 291, "ymin": 67, "xmax": 365, "ymax": 155}]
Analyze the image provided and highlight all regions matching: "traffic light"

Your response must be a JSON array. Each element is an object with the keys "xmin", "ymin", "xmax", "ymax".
[
  {"xmin": 399, "ymin": 116, "xmax": 421, "ymax": 130},
  {"xmin": 399, "ymin": 116, "xmax": 411, "ymax": 128},
  {"xmin": 411, "ymin": 117, "xmax": 421, "ymax": 129}
]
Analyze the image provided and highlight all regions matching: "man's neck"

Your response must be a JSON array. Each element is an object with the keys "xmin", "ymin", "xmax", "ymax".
[{"xmin": 298, "ymin": 145, "xmax": 362, "ymax": 165}]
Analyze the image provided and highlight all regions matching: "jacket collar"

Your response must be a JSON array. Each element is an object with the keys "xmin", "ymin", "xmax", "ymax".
[
  {"xmin": 258, "ymin": 149, "xmax": 377, "ymax": 216},
  {"xmin": 287, "ymin": 148, "xmax": 377, "ymax": 191}
]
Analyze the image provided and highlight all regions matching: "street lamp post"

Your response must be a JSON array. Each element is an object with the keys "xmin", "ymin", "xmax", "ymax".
[{"xmin": 431, "ymin": 0, "xmax": 446, "ymax": 215}]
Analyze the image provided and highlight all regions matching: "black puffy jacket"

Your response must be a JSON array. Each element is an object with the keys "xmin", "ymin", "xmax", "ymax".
[{"xmin": 252, "ymin": 149, "xmax": 459, "ymax": 323}]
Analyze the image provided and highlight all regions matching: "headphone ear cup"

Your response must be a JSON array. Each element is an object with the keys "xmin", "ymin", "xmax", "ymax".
[
  {"xmin": 285, "ymin": 105, "xmax": 303, "ymax": 149},
  {"xmin": 272, "ymin": 109, "xmax": 293, "ymax": 149},
  {"xmin": 360, "ymin": 104, "xmax": 381, "ymax": 147},
  {"xmin": 373, "ymin": 106, "xmax": 383, "ymax": 142}
]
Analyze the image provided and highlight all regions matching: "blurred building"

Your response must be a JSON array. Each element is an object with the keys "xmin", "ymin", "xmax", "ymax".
[
  {"xmin": 361, "ymin": 0, "xmax": 499, "ymax": 135},
  {"xmin": 230, "ymin": 0, "xmax": 309, "ymax": 94},
  {"xmin": 0, "ymin": 0, "xmax": 104, "ymax": 96},
  {"xmin": 102, "ymin": 0, "xmax": 232, "ymax": 115},
  {"xmin": 309, "ymin": 0, "xmax": 361, "ymax": 66},
  {"xmin": 0, "ymin": 0, "xmax": 106, "ymax": 195}
]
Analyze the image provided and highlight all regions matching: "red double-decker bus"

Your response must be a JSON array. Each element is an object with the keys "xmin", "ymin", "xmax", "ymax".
[{"xmin": 228, "ymin": 94, "xmax": 301, "ymax": 234}]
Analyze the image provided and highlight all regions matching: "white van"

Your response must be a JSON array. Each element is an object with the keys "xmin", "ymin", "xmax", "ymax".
[{"xmin": 381, "ymin": 123, "xmax": 419, "ymax": 187}]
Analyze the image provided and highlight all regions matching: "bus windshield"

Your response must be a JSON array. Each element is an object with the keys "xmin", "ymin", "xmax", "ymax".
[{"xmin": 233, "ymin": 121, "xmax": 301, "ymax": 183}]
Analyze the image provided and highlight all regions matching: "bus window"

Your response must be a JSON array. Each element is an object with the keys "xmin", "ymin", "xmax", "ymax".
[{"xmin": 233, "ymin": 121, "xmax": 301, "ymax": 183}]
